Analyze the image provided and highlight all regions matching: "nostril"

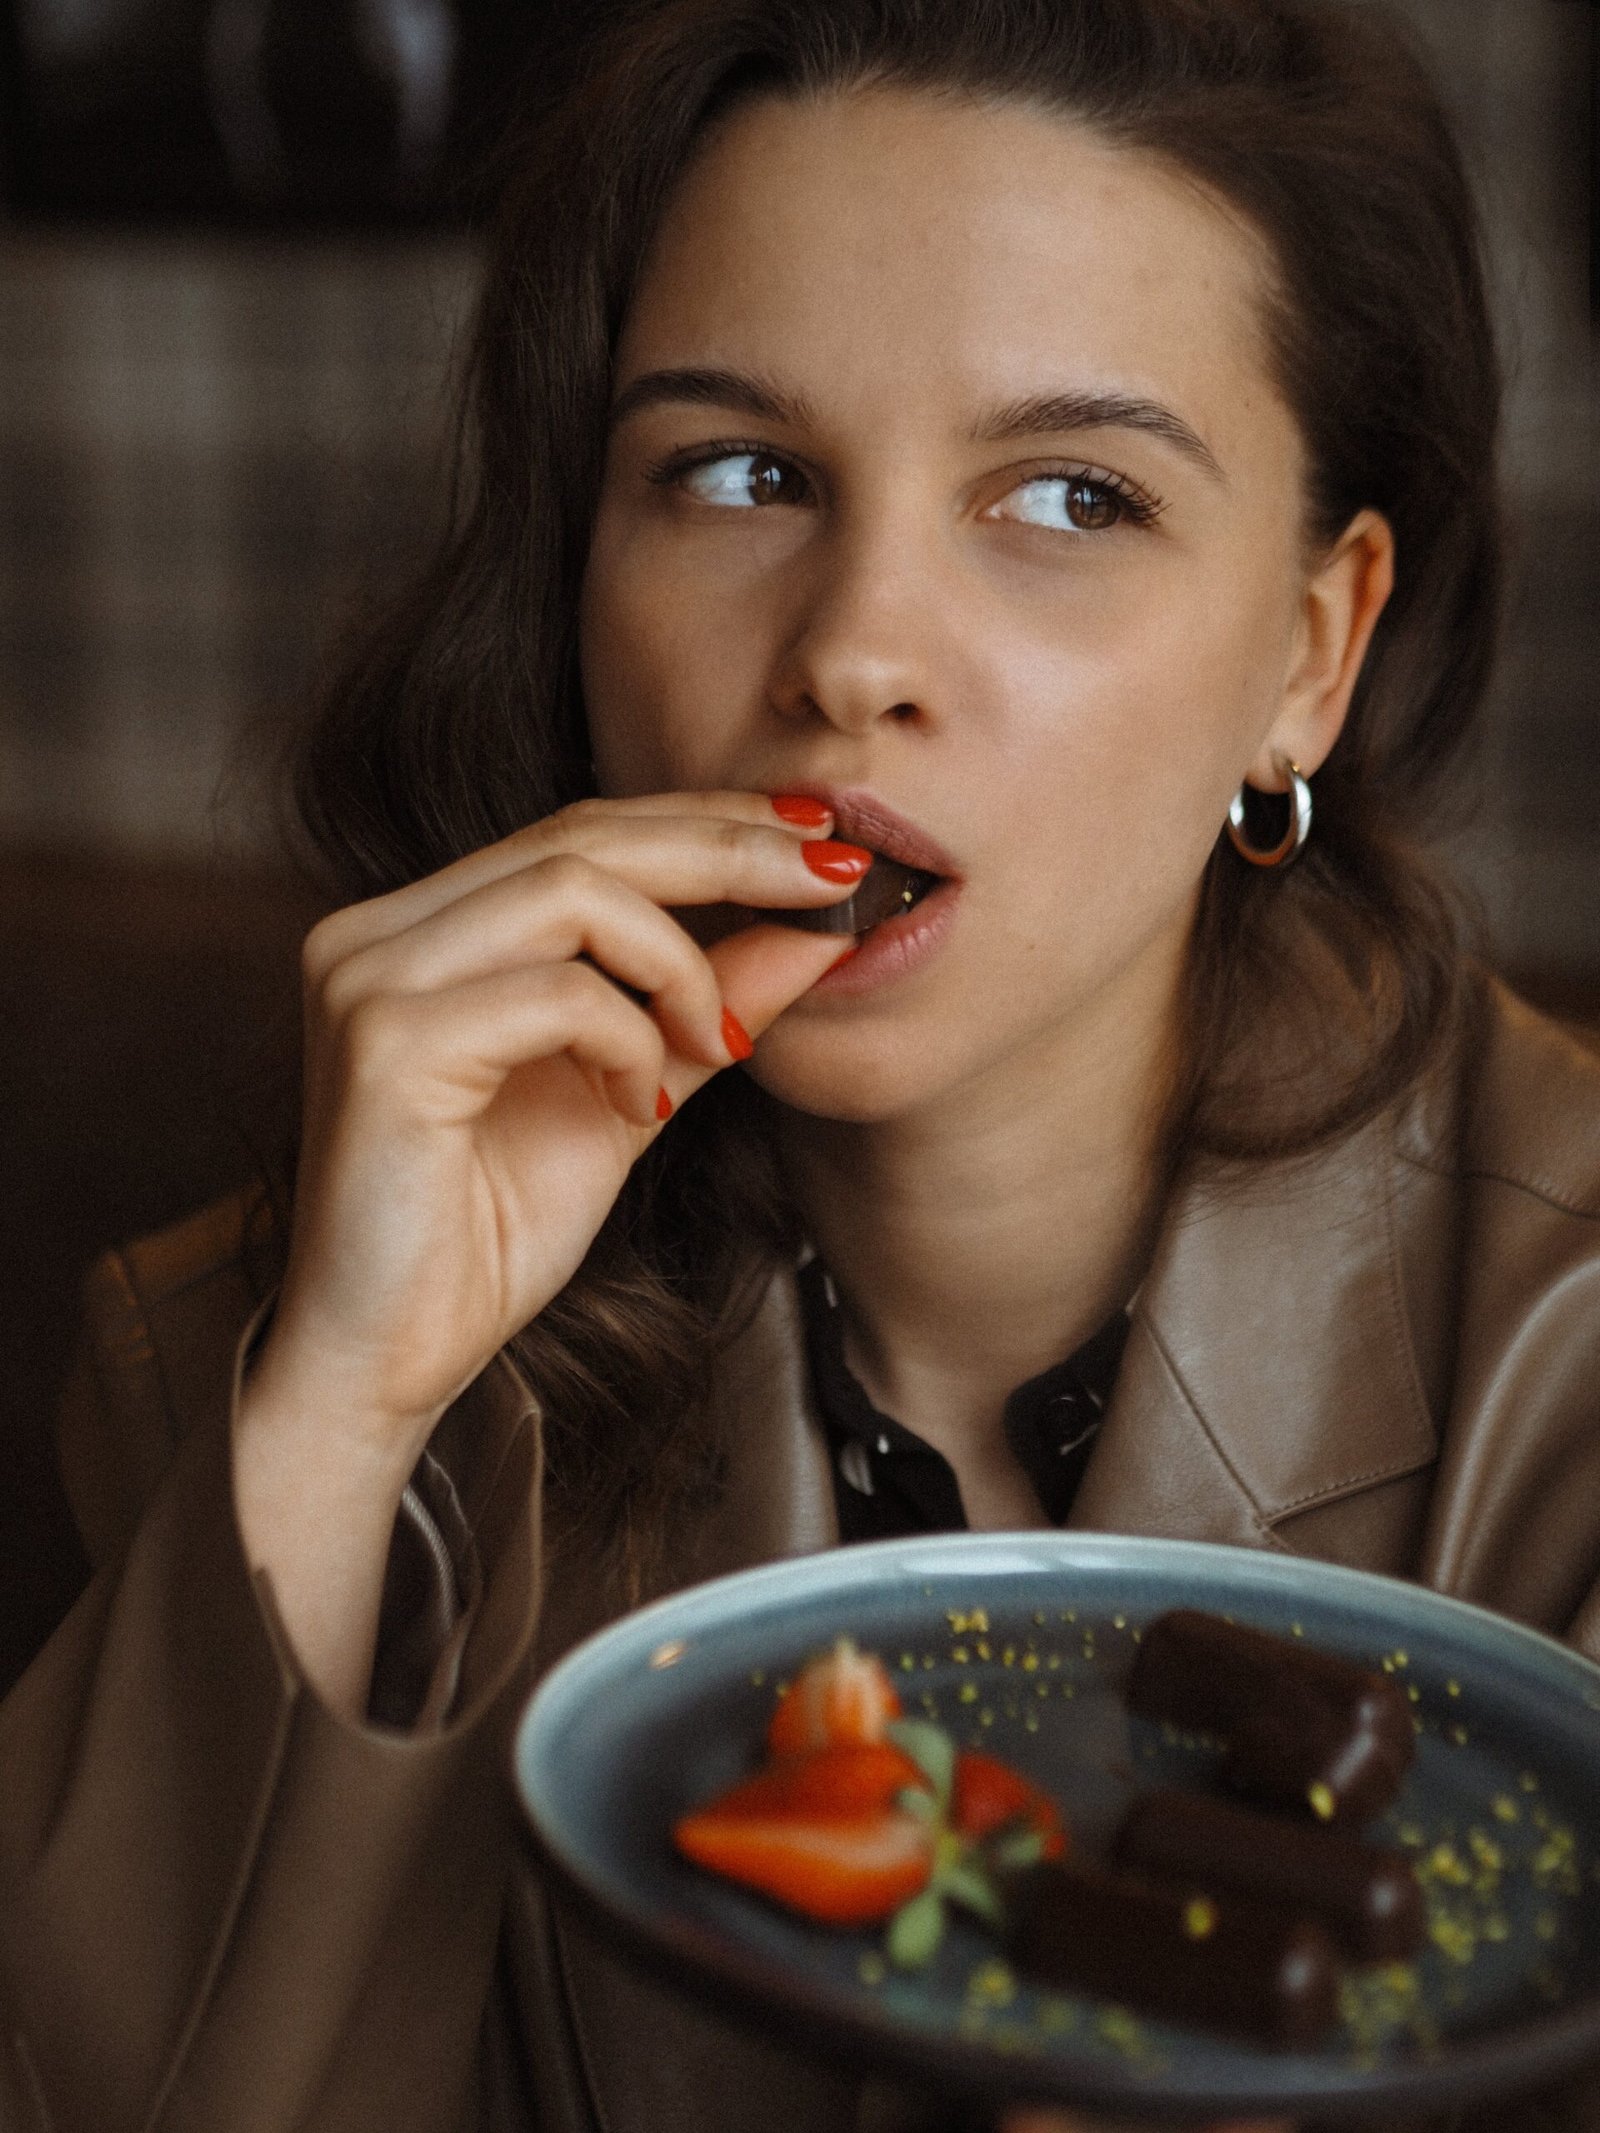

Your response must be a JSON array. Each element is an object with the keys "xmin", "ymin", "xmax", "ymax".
[{"xmin": 888, "ymin": 701, "xmax": 919, "ymax": 722}]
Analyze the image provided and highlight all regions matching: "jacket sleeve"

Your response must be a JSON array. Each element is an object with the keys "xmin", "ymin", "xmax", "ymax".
[{"xmin": 0, "ymin": 1219, "xmax": 543, "ymax": 2133}]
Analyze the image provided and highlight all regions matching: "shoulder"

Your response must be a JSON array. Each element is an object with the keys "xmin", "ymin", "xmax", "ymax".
[
  {"xmin": 81, "ymin": 1179, "xmax": 287, "ymax": 1420},
  {"xmin": 1458, "ymin": 979, "xmax": 1600, "ymax": 1218},
  {"xmin": 1395, "ymin": 975, "xmax": 1600, "ymax": 1217},
  {"xmin": 1394, "ymin": 981, "xmax": 1600, "ymax": 1636},
  {"xmin": 60, "ymin": 1181, "xmax": 288, "ymax": 1563}
]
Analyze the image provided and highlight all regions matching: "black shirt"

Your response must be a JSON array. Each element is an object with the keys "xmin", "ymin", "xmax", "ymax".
[{"xmin": 796, "ymin": 1256, "xmax": 1130, "ymax": 1542}]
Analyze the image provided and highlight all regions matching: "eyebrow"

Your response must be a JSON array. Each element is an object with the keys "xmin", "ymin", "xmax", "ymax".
[
  {"xmin": 608, "ymin": 365, "xmax": 1225, "ymax": 484},
  {"xmin": 973, "ymin": 390, "xmax": 1226, "ymax": 484},
  {"xmin": 608, "ymin": 366, "xmax": 817, "ymax": 434}
]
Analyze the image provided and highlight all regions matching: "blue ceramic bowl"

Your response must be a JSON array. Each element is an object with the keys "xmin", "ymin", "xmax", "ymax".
[{"xmin": 514, "ymin": 1534, "xmax": 1600, "ymax": 2121}]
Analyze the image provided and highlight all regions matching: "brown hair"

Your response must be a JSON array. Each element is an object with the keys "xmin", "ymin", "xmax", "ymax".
[{"xmin": 295, "ymin": 0, "xmax": 1500, "ymax": 1546}]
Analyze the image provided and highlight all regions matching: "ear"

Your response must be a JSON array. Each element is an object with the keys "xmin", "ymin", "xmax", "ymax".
[{"xmin": 1247, "ymin": 508, "xmax": 1395, "ymax": 790}]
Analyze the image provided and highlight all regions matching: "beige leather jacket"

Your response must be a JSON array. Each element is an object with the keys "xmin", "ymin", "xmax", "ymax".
[{"xmin": 3, "ymin": 981, "xmax": 1600, "ymax": 2133}]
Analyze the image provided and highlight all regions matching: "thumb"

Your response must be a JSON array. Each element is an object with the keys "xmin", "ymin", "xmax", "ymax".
[
  {"xmin": 658, "ymin": 920, "xmax": 855, "ymax": 1114},
  {"xmin": 631, "ymin": 921, "xmax": 853, "ymax": 1134}
]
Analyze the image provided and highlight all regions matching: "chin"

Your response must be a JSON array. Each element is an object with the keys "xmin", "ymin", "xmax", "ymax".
[{"xmin": 747, "ymin": 1031, "xmax": 953, "ymax": 1125}]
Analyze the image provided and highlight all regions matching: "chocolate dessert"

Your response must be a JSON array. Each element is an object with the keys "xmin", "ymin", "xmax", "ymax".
[
  {"xmin": 1007, "ymin": 1858, "xmax": 1342, "ymax": 2048},
  {"xmin": 768, "ymin": 857, "xmax": 939, "ymax": 934},
  {"xmin": 1128, "ymin": 1610, "xmax": 1415, "ymax": 1822},
  {"xmin": 1115, "ymin": 1786, "xmax": 1425, "ymax": 1961}
]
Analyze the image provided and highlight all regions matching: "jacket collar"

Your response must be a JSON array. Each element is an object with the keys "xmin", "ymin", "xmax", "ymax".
[
  {"xmin": 665, "ymin": 1099, "xmax": 1439, "ymax": 1592},
  {"xmin": 1073, "ymin": 1104, "xmax": 1437, "ymax": 1542},
  {"xmin": 512, "ymin": 1089, "xmax": 1446, "ymax": 1663}
]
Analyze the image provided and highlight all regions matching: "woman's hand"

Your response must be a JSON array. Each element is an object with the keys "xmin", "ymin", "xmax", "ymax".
[{"xmin": 233, "ymin": 789, "xmax": 860, "ymax": 1711}]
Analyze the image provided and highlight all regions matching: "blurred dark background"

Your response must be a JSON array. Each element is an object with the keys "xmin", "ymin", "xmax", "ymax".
[{"xmin": 1, "ymin": 0, "xmax": 1597, "ymax": 1693}]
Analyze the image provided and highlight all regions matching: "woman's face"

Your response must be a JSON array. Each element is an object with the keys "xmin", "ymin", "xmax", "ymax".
[{"xmin": 581, "ymin": 88, "xmax": 1368, "ymax": 1124}]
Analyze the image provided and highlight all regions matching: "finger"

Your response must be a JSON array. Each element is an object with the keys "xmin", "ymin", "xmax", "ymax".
[
  {"xmin": 523, "ymin": 818, "xmax": 872, "ymax": 915},
  {"xmin": 315, "ymin": 830, "xmax": 874, "ymax": 1065},
  {"xmin": 565, "ymin": 788, "xmax": 835, "ymax": 832},
  {"xmin": 342, "ymin": 959, "xmax": 671, "ymax": 1132},
  {"xmin": 650, "ymin": 921, "xmax": 853, "ymax": 1117},
  {"xmin": 705, "ymin": 920, "xmax": 859, "ymax": 1042},
  {"xmin": 329, "ymin": 857, "xmax": 738, "ymax": 1070},
  {"xmin": 306, "ymin": 791, "xmax": 839, "ymax": 960}
]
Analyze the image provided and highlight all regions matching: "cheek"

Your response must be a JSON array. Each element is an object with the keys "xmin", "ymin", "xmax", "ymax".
[
  {"xmin": 579, "ymin": 516, "xmax": 769, "ymax": 795},
  {"xmin": 578, "ymin": 525, "xmax": 678, "ymax": 793},
  {"xmin": 1008, "ymin": 593, "xmax": 1275, "ymax": 819},
  {"xmin": 992, "ymin": 728, "xmax": 1214, "ymax": 983},
  {"xmin": 981, "ymin": 581, "xmax": 1290, "ymax": 953},
  {"xmin": 1087, "ymin": 557, "xmax": 1294, "ymax": 808}
]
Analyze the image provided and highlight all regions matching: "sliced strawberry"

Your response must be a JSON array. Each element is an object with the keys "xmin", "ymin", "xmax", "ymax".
[
  {"xmin": 952, "ymin": 1750, "xmax": 1068, "ymax": 1860},
  {"xmin": 675, "ymin": 1742, "xmax": 934, "ymax": 1924},
  {"xmin": 674, "ymin": 1805, "xmax": 933, "ymax": 1924},
  {"xmin": 691, "ymin": 1741, "xmax": 928, "ymax": 1824},
  {"xmin": 767, "ymin": 1637, "xmax": 903, "ymax": 1758}
]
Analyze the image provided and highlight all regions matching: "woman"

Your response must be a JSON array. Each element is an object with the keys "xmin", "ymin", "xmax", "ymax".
[{"xmin": 4, "ymin": 1, "xmax": 1599, "ymax": 2129}]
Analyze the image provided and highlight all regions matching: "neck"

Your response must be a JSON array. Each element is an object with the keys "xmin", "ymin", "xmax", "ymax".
[{"xmin": 777, "ymin": 966, "xmax": 1178, "ymax": 1519}]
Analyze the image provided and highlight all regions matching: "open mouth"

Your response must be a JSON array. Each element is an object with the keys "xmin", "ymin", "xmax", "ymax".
[{"xmin": 773, "ymin": 856, "xmax": 945, "ymax": 937}]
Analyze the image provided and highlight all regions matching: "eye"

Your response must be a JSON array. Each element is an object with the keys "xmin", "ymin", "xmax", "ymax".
[
  {"xmin": 671, "ymin": 449, "xmax": 811, "ymax": 509},
  {"xmin": 990, "ymin": 472, "xmax": 1159, "ymax": 534}
]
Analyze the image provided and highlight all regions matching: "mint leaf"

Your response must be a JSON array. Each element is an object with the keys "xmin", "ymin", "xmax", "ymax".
[
  {"xmin": 887, "ymin": 1886, "xmax": 946, "ymax": 1969},
  {"xmin": 937, "ymin": 1857, "xmax": 1004, "ymax": 1927},
  {"xmin": 990, "ymin": 1829, "xmax": 1047, "ymax": 1872},
  {"xmin": 885, "ymin": 1719, "xmax": 955, "ymax": 1810},
  {"xmin": 896, "ymin": 1785, "xmax": 939, "ymax": 1823}
]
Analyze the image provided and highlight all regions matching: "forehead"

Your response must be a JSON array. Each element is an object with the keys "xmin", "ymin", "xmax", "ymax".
[{"xmin": 618, "ymin": 85, "xmax": 1284, "ymax": 448}]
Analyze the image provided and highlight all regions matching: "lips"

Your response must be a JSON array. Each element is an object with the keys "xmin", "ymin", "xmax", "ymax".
[
  {"xmin": 671, "ymin": 787, "xmax": 960, "ymax": 951},
  {"xmin": 768, "ymin": 789, "xmax": 958, "ymax": 937},
  {"xmin": 819, "ymin": 790, "xmax": 961, "ymax": 882}
]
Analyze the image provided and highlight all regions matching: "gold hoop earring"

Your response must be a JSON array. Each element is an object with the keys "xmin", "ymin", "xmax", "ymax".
[{"xmin": 1227, "ymin": 761, "xmax": 1311, "ymax": 868}]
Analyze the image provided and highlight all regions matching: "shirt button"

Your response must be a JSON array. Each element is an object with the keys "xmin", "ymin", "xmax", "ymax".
[{"xmin": 839, "ymin": 1440, "xmax": 875, "ymax": 1496}]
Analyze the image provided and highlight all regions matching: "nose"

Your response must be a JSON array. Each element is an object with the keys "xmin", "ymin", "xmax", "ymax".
[{"xmin": 767, "ymin": 515, "xmax": 949, "ymax": 737}]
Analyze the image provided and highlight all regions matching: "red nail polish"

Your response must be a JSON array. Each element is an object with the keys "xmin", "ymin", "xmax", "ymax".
[
  {"xmin": 656, "ymin": 1086, "xmax": 673, "ymax": 1121},
  {"xmin": 722, "ymin": 1007, "xmax": 754, "ymax": 1061},
  {"xmin": 802, "ymin": 841, "xmax": 873, "ymax": 882},
  {"xmin": 771, "ymin": 793, "xmax": 832, "ymax": 827}
]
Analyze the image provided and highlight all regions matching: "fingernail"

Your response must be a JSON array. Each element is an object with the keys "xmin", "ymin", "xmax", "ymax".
[
  {"xmin": 801, "ymin": 840, "xmax": 872, "ymax": 882},
  {"xmin": 655, "ymin": 1086, "xmax": 673, "ymax": 1121},
  {"xmin": 721, "ymin": 1007, "xmax": 754, "ymax": 1061},
  {"xmin": 771, "ymin": 793, "xmax": 832, "ymax": 827}
]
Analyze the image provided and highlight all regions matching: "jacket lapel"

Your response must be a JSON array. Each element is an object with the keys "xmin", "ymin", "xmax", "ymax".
[
  {"xmin": 1073, "ymin": 1108, "xmax": 1438, "ymax": 1547},
  {"xmin": 524, "ymin": 1276, "xmax": 858, "ymax": 2133},
  {"xmin": 527, "ymin": 1270, "xmax": 841, "ymax": 1679},
  {"xmin": 673, "ymin": 1268, "xmax": 841, "ymax": 1587},
  {"xmin": 652, "ymin": 1101, "xmax": 1441, "ymax": 1581}
]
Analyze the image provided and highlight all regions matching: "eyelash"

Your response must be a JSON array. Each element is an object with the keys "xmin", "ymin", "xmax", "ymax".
[
  {"xmin": 644, "ymin": 440, "xmax": 801, "ymax": 496},
  {"xmin": 1019, "ymin": 462, "xmax": 1167, "ymax": 530},
  {"xmin": 644, "ymin": 440, "xmax": 1167, "ymax": 530}
]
